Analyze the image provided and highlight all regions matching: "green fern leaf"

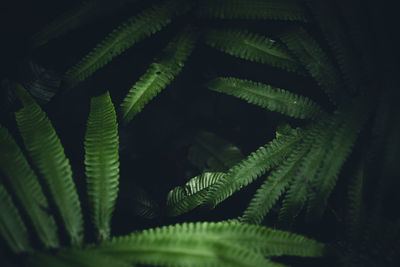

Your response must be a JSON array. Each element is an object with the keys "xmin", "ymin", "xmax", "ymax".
[
  {"xmin": 206, "ymin": 77, "xmax": 326, "ymax": 120},
  {"xmin": 0, "ymin": 125, "xmax": 59, "ymax": 248},
  {"xmin": 90, "ymin": 222, "xmax": 324, "ymax": 266},
  {"xmin": 188, "ymin": 131, "xmax": 243, "ymax": 171},
  {"xmin": 205, "ymin": 131, "xmax": 302, "ymax": 209},
  {"xmin": 14, "ymin": 84, "xmax": 83, "ymax": 246},
  {"xmin": 306, "ymin": 0, "xmax": 364, "ymax": 92},
  {"xmin": 306, "ymin": 97, "xmax": 370, "ymax": 220},
  {"xmin": 167, "ymin": 172, "xmax": 225, "ymax": 216},
  {"xmin": 65, "ymin": 0, "xmax": 192, "ymax": 87},
  {"xmin": 280, "ymin": 27, "xmax": 346, "ymax": 105},
  {"xmin": 120, "ymin": 30, "xmax": 198, "ymax": 124},
  {"xmin": 0, "ymin": 184, "xmax": 32, "ymax": 253},
  {"xmin": 240, "ymin": 140, "xmax": 310, "ymax": 225},
  {"xmin": 84, "ymin": 91, "xmax": 119, "ymax": 241},
  {"xmin": 132, "ymin": 186, "xmax": 160, "ymax": 219},
  {"xmin": 204, "ymin": 29, "xmax": 306, "ymax": 75},
  {"xmin": 278, "ymin": 119, "xmax": 335, "ymax": 227},
  {"xmin": 196, "ymin": 0, "xmax": 309, "ymax": 22}
]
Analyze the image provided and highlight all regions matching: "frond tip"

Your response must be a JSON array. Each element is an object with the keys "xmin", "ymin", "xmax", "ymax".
[{"xmin": 84, "ymin": 91, "xmax": 120, "ymax": 241}]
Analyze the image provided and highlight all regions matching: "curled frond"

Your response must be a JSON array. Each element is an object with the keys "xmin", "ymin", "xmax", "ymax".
[
  {"xmin": 204, "ymin": 29, "xmax": 306, "ymax": 75},
  {"xmin": 84, "ymin": 91, "xmax": 119, "ymax": 241},
  {"xmin": 205, "ymin": 131, "xmax": 303, "ymax": 209},
  {"xmin": 188, "ymin": 131, "xmax": 243, "ymax": 172},
  {"xmin": 0, "ymin": 125, "xmax": 59, "ymax": 248},
  {"xmin": 65, "ymin": 0, "xmax": 192, "ymax": 87},
  {"xmin": 14, "ymin": 84, "xmax": 83, "ymax": 246},
  {"xmin": 206, "ymin": 77, "xmax": 326, "ymax": 120},
  {"xmin": 280, "ymin": 27, "xmax": 346, "ymax": 105},
  {"xmin": 167, "ymin": 172, "xmax": 225, "ymax": 216},
  {"xmin": 196, "ymin": 0, "xmax": 309, "ymax": 22},
  {"xmin": 120, "ymin": 30, "xmax": 198, "ymax": 125},
  {"xmin": 0, "ymin": 184, "xmax": 31, "ymax": 253}
]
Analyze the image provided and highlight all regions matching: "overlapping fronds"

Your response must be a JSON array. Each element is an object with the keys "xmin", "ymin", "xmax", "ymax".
[
  {"xmin": 0, "ymin": 184, "xmax": 31, "ymax": 253},
  {"xmin": 196, "ymin": 0, "xmax": 309, "ymax": 22},
  {"xmin": 306, "ymin": 0, "xmax": 363, "ymax": 92},
  {"xmin": 65, "ymin": 0, "xmax": 192, "ymax": 87},
  {"xmin": 167, "ymin": 172, "xmax": 225, "ymax": 216},
  {"xmin": 204, "ymin": 29, "xmax": 306, "ymax": 75},
  {"xmin": 188, "ymin": 131, "xmax": 243, "ymax": 171},
  {"xmin": 31, "ymin": 0, "xmax": 138, "ymax": 48},
  {"xmin": 0, "ymin": 125, "xmax": 59, "ymax": 248},
  {"xmin": 84, "ymin": 91, "xmax": 119, "ymax": 241},
  {"xmin": 120, "ymin": 30, "xmax": 198, "ymax": 124},
  {"xmin": 278, "ymin": 119, "xmax": 335, "ymax": 227},
  {"xmin": 88, "ymin": 222, "xmax": 324, "ymax": 266},
  {"xmin": 204, "ymin": 131, "xmax": 303, "ymax": 209},
  {"xmin": 280, "ymin": 27, "xmax": 345, "ymax": 105},
  {"xmin": 14, "ymin": 84, "xmax": 83, "ymax": 246},
  {"xmin": 306, "ymin": 97, "xmax": 370, "ymax": 220},
  {"xmin": 206, "ymin": 77, "xmax": 326, "ymax": 120},
  {"xmin": 240, "ymin": 140, "xmax": 310, "ymax": 225}
]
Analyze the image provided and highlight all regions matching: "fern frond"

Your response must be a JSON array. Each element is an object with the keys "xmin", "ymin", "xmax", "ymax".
[
  {"xmin": 188, "ymin": 131, "xmax": 243, "ymax": 171},
  {"xmin": 306, "ymin": 0, "xmax": 363, "ymax": 92},
  {"xmin": 0, "ymin": 184, "xmax": 31, "ymax": 253},
  {"xmin": 167, "ymin": 172, "xmax": 225, "ymax": 216},
  {"xmin": 120, "ymin": 30, "xmax": 198, "ymax": 124},
  {"xmin": 91, "ymin": 222, "xmax": 324, "ymax": 266},
  {"xmin": 240, "ymin": 140, "xmax": 310, "ymax": 225},
  {"xmin": 0, "ymin": 125, "xmax": 59, "ymax": 248},
  {"xmin": 206, "ymin": 77, "xmax": 326, "ymax": 120},
  {"xmin": 196, "ymin": 0, "xmax": 309, "ymax": 22},
  {"xmin": 278, "ymin": 119, "xmax": 335, "ymax": 227},
  {"xmin": 14, "ymin": 84, "xmax": 83, "ymax": 246},
  {"xmin": 204, "ymin": 29, "xmax": 306, "ymax": 75},
  {"xmin": 205, "ymin": 131, "xmax": 302, "ymax": 209},
  {"xmin": 132, "ymin": 186, "xmax": 160, "ymax": 219},
  {"xmin": 280, "ymin": 27, "xmax": 345, "ymax": 105},
  {"xmin": 84, "ymin": 91, "xmax": 119, "ymax": 241},
  {"xmin": 31, "ymin": 0, "xmax": 138, "ymax": 48},
  {"xmin": 306, "ymin": 97, "xmax": 370, "ymax": 220},
  {"xmin": 65, "ymin": 0, "xmax": 192, "ymax": 87}
]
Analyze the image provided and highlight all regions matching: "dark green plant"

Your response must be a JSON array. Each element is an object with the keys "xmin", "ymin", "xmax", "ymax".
[{"xmin": 1, "ymin": 0, "xmax": 398, "ymax": 266}]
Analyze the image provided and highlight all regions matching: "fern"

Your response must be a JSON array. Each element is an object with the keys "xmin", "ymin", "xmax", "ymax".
[
  {"xmin": 14, "ymin": 84, "xmax": 84, "ymax": 246},
  {"xmin": 206, "ymin": 77, "xmax": 326, "ymax": 120},
  {"xmin": 65, "ymin": 0, "xmax": 192, "ymax": 87},
  {"xmin": 120, "ymin": 30, "xmax": 198, "ymax": 124},
  {"xmin": 0, "ymin": 125, "xmax": 59, "ymax": 248},
  {"xmin": 204, "ymin": 29, "xmax": 306, "ymax": 75},
  {"xmin": 196, "ymin": 0, "xmax": 309, "ymax": 22},
  {"xmin": 84, "ymin": 91, "xmax": 119, "ymax": 241},
  {"xmin": 280, "ymin": 27, "xmax": 346, "ymax": 105},
  {"xmin": 167, "ymin": 172, "xmax": 225, "ymax": 216},
  {"xmin": 0, "ymin": 184, "xmax": 32, "ymax": 253}
]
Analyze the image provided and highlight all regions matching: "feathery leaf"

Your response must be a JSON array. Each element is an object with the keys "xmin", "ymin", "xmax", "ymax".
[
  {"xmin": 206, "ymin": 77, "xmax": 326, "ymax": 120},
  {"xmin": 204, "ymin": 29, "xmax": 306, "ymax": 75},
  {"xmin": 84, "ymin": 91, "xmax": 119, "ymax": 241},
  {"xmin": 65, "ymin": 0, "xmax": 192, "ymax": 87},
  {"xmin": 0, "ymin": 125, "xmax": 59, "ymax": 248},
  {"xmin": 14, "ymin": 84, "xmax": 83, "ymax": 246},
  {"xmin": 120, "ymin": 30, "xmax": 198, "ymax": 124}
]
